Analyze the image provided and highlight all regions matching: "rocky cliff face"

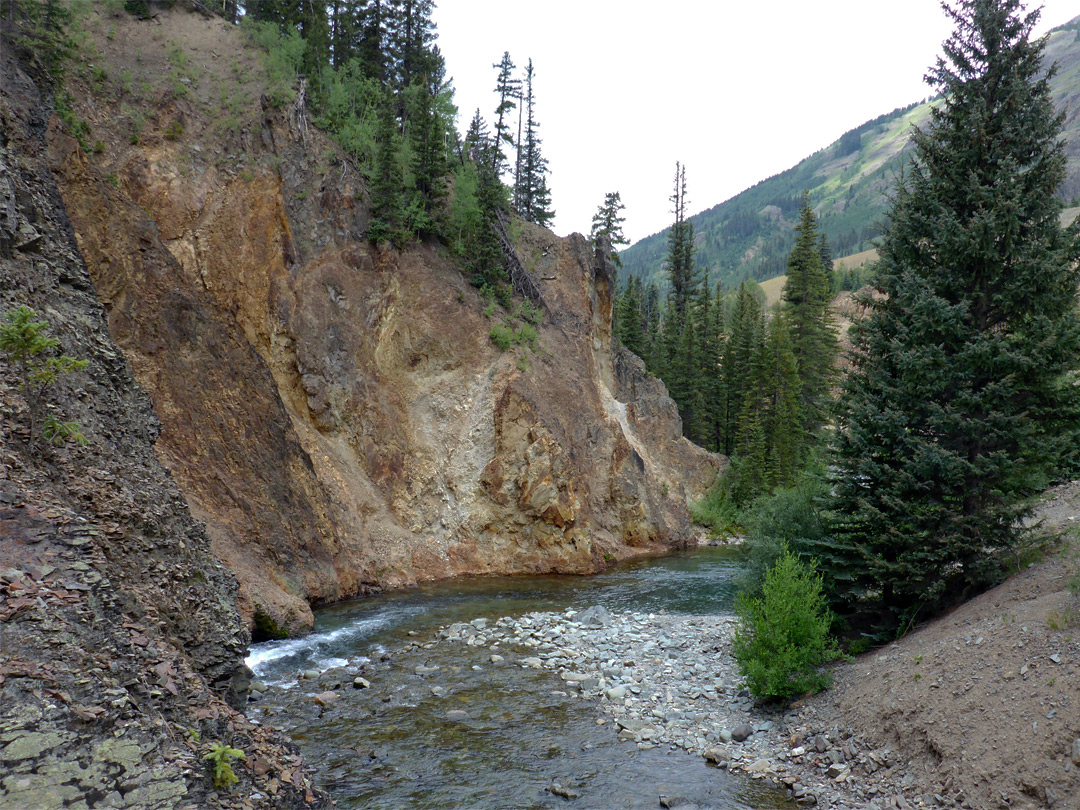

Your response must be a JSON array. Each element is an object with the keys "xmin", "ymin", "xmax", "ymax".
[
  {"xmin": 0, "ymin": 41, "xmax": 326, "ymax": 810},
  {"xmin": 40, "ymin": 6, "xmax": 721, "ymax": 637}
]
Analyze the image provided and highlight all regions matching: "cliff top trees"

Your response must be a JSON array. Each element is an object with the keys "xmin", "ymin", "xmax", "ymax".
[
  {"xmin": 490, "ymin": 51, "xmax": 519, "ymax": 177},
  {"xmin": 591, "ymin": 191, "xmax": 628, "ymax": 268},
  {"xmin": 513, "ymin": 59, "xmax": 554, "ymax": 227},
  {"xmin": 829, "ymin": 0, "xmax": 1080, "ymax": 628}
]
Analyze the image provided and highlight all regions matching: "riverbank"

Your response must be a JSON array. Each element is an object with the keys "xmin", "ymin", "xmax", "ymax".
[
  {"xmin": 436, "ymin": 607, "xmax": 897, "ymax": 810},
  {"xmin": 429, "ymin": 480, "xmax": 1080, "ymax": 810}
]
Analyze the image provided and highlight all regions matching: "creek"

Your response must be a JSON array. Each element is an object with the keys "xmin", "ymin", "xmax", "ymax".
[{"xmin": 246, "ymin": 548, "xmax": 795, "ymax": 809}]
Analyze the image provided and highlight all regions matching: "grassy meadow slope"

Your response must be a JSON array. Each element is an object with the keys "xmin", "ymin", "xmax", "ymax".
[{"xmin": 621, "ymin": 15, "xmax": 1080, "ymax": 291}]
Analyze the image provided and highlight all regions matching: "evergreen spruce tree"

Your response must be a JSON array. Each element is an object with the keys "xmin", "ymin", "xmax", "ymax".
[
  {"xmin": 464, "ymin": 108, "xmax": 491, "ymax": 165},
  {"xmin": 490, "ymin": 51, "xmax": 520, "ymax": 178},
  {"xmin": 591, "ymin": 191, "xmax": 629, "ymax": 269},
  {"xmin": 615, "ymin": 277, "xmax": 645, "ymax": 358},
  {"xmin": 664, "ymin": 163, "xmax": 700, "ymax": 318},
  {"xmin": 719, "ymin": 282, "xmax": 765, "ymax": 455},
  {"xmin": 369, "ymin": 90, "xmax": 404, "ymax": 245},
  {"xmin": 781, "ymin": 192, "xmax": 837, "ymax": 433},
  {"xmin": 761, "ymin": 313, "xmax": 804, "ymax": 489},
  {"xmin": 829, "ymin": 0, "xmax": 1080, "ymax": 627},
  {"xmin": 471, "ymin": 161, "xmax": 507, "ymax": 288},
  {"xmin": 817, "ymin": 232, "xmax": 834, "ymax": 293},
  {"xmin": 514, "ymin": 59, "xmax": 555, "ymax": 226}
]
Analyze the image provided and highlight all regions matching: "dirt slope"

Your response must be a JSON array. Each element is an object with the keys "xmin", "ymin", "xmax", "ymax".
[{"xmin": 808, "ymin": 483, "xmax": 1080, "ymax": 810}]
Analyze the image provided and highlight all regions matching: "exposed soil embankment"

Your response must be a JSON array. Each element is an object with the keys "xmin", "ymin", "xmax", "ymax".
[{"xmin": 47, "ymin": 5, "xmax": 720, "ymax": 637}]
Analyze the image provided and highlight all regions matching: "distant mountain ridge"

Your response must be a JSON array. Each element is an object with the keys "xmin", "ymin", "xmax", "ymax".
[{"xmin": 621, "ymin": 15, "xmax": 1080, "ymax": 291}]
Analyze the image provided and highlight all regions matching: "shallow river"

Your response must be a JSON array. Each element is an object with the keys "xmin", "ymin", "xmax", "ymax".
[{"xmin": 247, "ymin": 548, "xmax": 794, "ymax": 809}]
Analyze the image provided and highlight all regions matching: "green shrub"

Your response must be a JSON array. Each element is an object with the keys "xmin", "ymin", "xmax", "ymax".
[
  {"xmin": 0, "ymin": 306, "xmax": 88, "ymax": 449},
  {"xmin": 241, "ymin": 18, "xmax": 306, "ymax": 108},
  {"xmin": 732, "ymin": 546, "xmax": 840, "ymax": 702},
  {"xmin": 203, "ymin": 742, "xmax": 244, "ymax": 789},
  {"xmin": 489, "ymin": 322, "xmax": 538, "ymax": 352},
  {"xmin": 164, "ymin": 120, "xmax": 183, "ymax": 141},
  {"xmin": 738, "ymin": 462, "xmax": 829, "ymax": 594},
  {"xmin": 689, "ymin": 471, "xmax": 741, "ymax": 534}
]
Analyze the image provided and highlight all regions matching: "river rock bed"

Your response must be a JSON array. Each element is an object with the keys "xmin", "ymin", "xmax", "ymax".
[{"xmin": 434, "ymin": 606, "xmax": 926, "ymax": 810}]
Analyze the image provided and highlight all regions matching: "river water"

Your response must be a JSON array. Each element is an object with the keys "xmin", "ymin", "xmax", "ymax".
[{"xmin": 246, "ymin": 548, "xmax": 794, "ymax": 809}]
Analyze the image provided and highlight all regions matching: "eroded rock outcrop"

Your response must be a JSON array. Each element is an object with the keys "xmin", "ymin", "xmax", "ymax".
[
  {"xmin": 45, "ymin": 6, "xmax": 721, "ymax": 636},
  {"xmin": 0, "ymin": 43, "xmax": 326, "ymax": 810}
]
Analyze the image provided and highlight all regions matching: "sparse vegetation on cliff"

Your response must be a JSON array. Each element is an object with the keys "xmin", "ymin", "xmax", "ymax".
[{"xmin": 0, "ymin": 305, "xmax": 88, "ymax": 448}]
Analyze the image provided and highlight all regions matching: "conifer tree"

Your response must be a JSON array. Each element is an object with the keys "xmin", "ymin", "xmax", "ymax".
[
  {"xmin": 369, "ymin": 90, "xmax": 404, "ymax": 245},
  {"xmin": 817, "ymin": 232, "xmax": 834, "ymax": 293},
  {"xmin": 470, "ymin": 161, "xmax": 507, "ymax": 288},
  {"xmin": 719, "ymin": 282, "xmax": 765, "ymax": 455},
  {"xmin": 615, "ymin": 277, "xmax": 645, "ymax": 357},
  {"xmin": 761, "ymin": 313, "xmax": 804, "ymax": 488},
  {"xmin": 464, "ymin": 108, "xmax": 491, "ymax": 165},
  {"xmin": 781, "ymin": 192, "xmax": 837, "ymax": 432},
  {"xmin": 591, "ymin": 191, "xmax": 629, "ymax": 268},
  {"xmin": 514, "ymin": 59, "xmax": 554, "ymax": 226},
  {"xmin": 829, "ymin": 0, "xmax": 1080, "ymax": 627},
  {"xmin": 664, "ymin": 163, "xmax": 699, "ymax": 318},
  {"xmin": 490, "ymin": 51, "xmax": 520, "ymax": 177}
]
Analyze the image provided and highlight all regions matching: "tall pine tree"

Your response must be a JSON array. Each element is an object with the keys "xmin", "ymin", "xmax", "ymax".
[
  {"xmin": 513, "ymin": 59, "xmax": 554, "ymax": 226},
  {"xmin": 781, "ymin": 192, "xmax": 837, "ymax": 433},
  {"xmin": 591, "ymin": 191, "xmax": 629, "ymax": 269},
  {"xmin": 490, "ymin": 51, "xmax": 520, "ymax": 178},
  {"xmin": 829, "ymin": 0, "xmax": 1080, "ymax": 628}
]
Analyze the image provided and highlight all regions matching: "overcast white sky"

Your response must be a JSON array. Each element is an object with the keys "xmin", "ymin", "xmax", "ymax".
[{"xmin": 434, "ymin": 1, "xmax": 1080, "ymax": 245}]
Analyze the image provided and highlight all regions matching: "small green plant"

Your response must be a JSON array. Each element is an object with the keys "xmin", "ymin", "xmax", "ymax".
[
  {"xmin": 126, "ymin": 108, "xmax": 145, "ymax": 145},
  {"xmin": 44, "ymin": 414, "xmax": 87, "ymax": 446},
  {"xmin": 164, "ymin": 120, "xmax": 183, "ymax": 141},
  {"xmin": 91, "ymin": 140, "xmax": 105, "ymax": 154},
  {"xmin": 731, "ymin": 545, "xmax": 841, "ymax": 702},
  {"xmin": 489, "ymin": 322, "xmax": 538, "ymax": 352},
  {"xmin": 912, "ymin": 654, "xmax": 923, "ymax": 665},
  {"xmin": 187, "ymin": 728, "xmax": 201, "ymax": 743},
  {"xmin": 55, "ymin": 93, "xmax": 92, "ymax": 152},
  {"xmin": 105, "ymin": 173, "xmax": 120, "ymax": 188},
  {"xmin": 203, "ymin": 742, "xmax": 244, "ymax": 789},
  {"xmin": 515, "ymin": 355, "xmax": 530, "ymax": 373},
  {"xmin": 0, "ymin": 306, "xmax": 88, "ymax": 448},
  {"xmin": 912, "ymin": 672, "xmax": 921, "ymax": 682}
]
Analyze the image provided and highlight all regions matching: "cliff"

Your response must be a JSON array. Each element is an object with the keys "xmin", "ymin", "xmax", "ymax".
[
  {"xmin": 42, "ymin": 5, "xmax": 721, "ymax": 637},
  {"xmin": 0, "ymin": 38, "xmax": 326, "ymax": 810}
]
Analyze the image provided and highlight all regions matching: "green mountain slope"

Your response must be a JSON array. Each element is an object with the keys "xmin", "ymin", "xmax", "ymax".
[{"xmin": 621, "ymin": 15, "xmax": 1080, "ymax": 291}]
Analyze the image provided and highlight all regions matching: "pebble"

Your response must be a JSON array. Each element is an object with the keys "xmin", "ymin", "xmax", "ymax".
[{"xmin": 731, "ymin": 723, "xmax": 754, "ymax": 742}]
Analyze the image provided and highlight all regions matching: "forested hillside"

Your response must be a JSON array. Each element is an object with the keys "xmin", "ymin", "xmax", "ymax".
[{"xmin": 621, "ymin": 14, "xmax": 1080, "ymax": 290}]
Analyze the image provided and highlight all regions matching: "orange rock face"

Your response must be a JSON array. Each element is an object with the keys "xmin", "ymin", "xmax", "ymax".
[{"xmin": 46, "ymin": 12, "xmax": 720, "ymax": 637}]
